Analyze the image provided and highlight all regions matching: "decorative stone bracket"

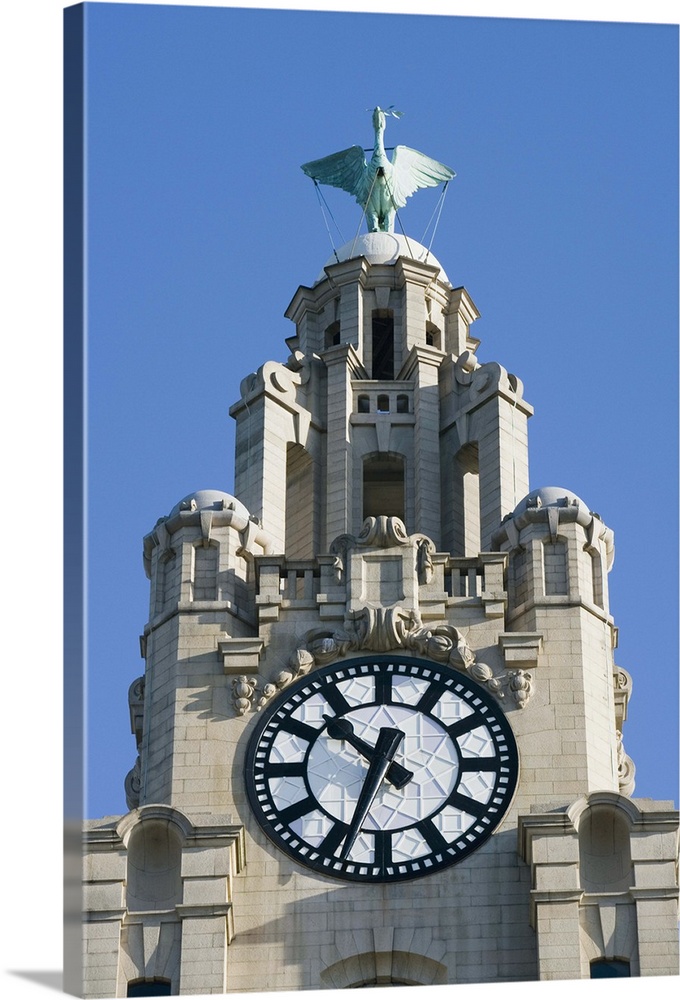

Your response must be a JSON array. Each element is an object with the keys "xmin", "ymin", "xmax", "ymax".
[
  {"xmin": 616, "ymin": 730, "xmax": 636, "ymax": 796},
  {"xmin": 496, "ymin": 632, "xmax": 542, "ymax": 708},
  {"xmin": 613, "ymin": 665, "xmax": 632, "ymax": 729},
  {"xmin": 124, "ymin": 676, "xmax": 145, "ymax": 810},
  {"xmin": 219, "ymin": 638, "xmax": 265, "ymax": 715}
]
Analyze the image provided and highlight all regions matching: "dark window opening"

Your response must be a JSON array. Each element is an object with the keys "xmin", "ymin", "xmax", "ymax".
[
  {"xmin": 590, "ymin": 960, "xmax": 631, "ymax": 979},
  {"xmin": 357, "ymin": 394, "xmax": 370, "ymax": 413},
  {"xmin": 349, "ymin": 980, "xmax": 412, "ymax": 988},
  {"xmin": 325, "ymin": 320, "xmax": 341, "ymax": 348},
  {"xmin": 396, "ymin": 394, "xmax": 409, "ymax": 413},
  {"xmin": 127, "ymin": 981, "xmax": 172, "ymax": 997},
  {"xmin": 363, "ymin": 455, "xmax": 405, "ymax": 521},
  {"xmin": 425, "ymin": 323, "xmax": 441, "ymax": 350},
  {"xmin": 376, "ymin": 394, "xmax": 390, "ymax": 413},
  {"xmin": 372, "ymin": 311, "xmax": 394, "ymax": 379}
]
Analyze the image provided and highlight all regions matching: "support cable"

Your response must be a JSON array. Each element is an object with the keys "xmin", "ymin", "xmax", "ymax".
[
  {"xmin": 313, "ymin": 180, "xmax": 344, "ymax": 263},
  {"xmin": 351, "ymin": 170, "xmax": 380, "ymax": 259},
  {"xmin": 422, "ymin": 181, "xmax": 450, "ymax": 261},
  {"xmin": 384, "ymin": 175, "xmax": 416, "ymax": 259}
]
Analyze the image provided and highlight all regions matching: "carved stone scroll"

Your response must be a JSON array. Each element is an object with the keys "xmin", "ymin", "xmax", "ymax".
[
  {"xmin": 124, "ymin": 756, "xmax": 142, "ymax": 811},
  {"xmin": 616, "ymin": 730, "xmax": 636, "ymax": 796},
  {"xmin": 357, "ymin": 515, "xmax": 409, "ymax": 548}
]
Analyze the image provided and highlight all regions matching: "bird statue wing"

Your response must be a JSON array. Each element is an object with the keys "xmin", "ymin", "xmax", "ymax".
[
  {"xmin": 301, "ymin": 145, "xmax": 371, "ymax": 204},
  {"xmin": 388, "ymin": 146, "xmax": 456, "ymax": 208}
]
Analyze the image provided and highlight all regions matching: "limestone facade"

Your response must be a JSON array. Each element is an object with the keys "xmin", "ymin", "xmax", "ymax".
[{"xmin": 82, "ymin": 232, "xmax": 678, "ymax": 996}]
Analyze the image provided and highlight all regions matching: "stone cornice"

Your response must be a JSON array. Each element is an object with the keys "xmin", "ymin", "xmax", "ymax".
[
  {"xmin": 393, "ymin": 255, "xmax": 443, "ymax": 289},
  {"xmin": 445, "ymin": 286, "xmax": 481, "ymax": 326}
]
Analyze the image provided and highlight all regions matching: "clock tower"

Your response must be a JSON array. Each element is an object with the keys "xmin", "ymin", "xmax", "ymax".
[{"xmin": 82, "ymin": 126, "xmax": 679, "ymax": 996}]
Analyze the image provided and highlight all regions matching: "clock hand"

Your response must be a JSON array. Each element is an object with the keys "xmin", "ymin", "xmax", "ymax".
[
  {"xmin": 323, "ymin": 715, "xmax": 413, "ymax": 789},
  {"xmin": 339, "ymin": 726, "xmax": 405, "ymax": 860}
]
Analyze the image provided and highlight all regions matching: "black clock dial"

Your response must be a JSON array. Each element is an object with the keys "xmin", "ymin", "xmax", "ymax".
[{"xmin": 245, "ymin": 655, "xmax": 519, "ymax": 883}]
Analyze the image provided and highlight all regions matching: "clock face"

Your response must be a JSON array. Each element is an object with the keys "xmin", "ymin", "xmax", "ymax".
[{"xmin": 245, "ymin": 655, "xmax": 519, "ymax": 882}]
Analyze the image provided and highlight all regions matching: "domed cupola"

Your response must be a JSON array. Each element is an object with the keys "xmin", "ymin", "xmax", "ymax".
[
  {"xmin": 142, "ymin": 489, "xmax": 273, "ymax": 632},
  {"xmin": 492, "ymin": 485, "xmax": 615, "ymax": 621}
]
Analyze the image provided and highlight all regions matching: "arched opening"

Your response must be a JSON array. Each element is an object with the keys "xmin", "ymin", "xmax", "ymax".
[
  {"xmin": 372, "ymin": 310, "xmax": 394, "ymax": 379},
  {"xmin": 396, "ymin": 394, "xmax": 409, "ymax": 413},
  {"xmin": 579, "ymin": 803, "xmax": 633, "ymax": 893},
  {"xmin": 321, "ymin": 950, "xmax": 446, "ymax": 989},
  {"xmin": 192, "ymin": 542, "xmax": 218, "ymax": 601},
  {"xmin": 155, "ymin": 551, "xmax": 177, "ymax": 615},
  {"xmin": 363, "ymin": 454, "xmax": 405, "ymax": 522},
  {"xmin": 325, "ymin": 319, "xmax": 341, "ymax": 349},
  {"xmin": 425, "ymin": 322, "xmax": 441, "ymax": 350},
  {"xmin": 126, "ymin": 820, "xmax": 183, "ymax": 912},
  {"xmin": 542, "ymin": 538, "xmax": 568, "ymax": 595},
  {"xmin": 448, "ymin": 443, "xmax": 480, "ymax": 556},
  {"xmin": 357, "ymin": 394, "xmax": 370, "ymax": 413},
  {"xmin": 591, "ymin": 549, "xmax": 604, "ymax": 608},
  {"xmin": 376, "ymin": 394, "xmax": 390, "ymax": 413},
  {"xmin": 590, "ymin": 959, "xmax": 631, "ymax": 979},
  {"xmin": 285, "ymin": 443, "xmax": 318, "ymax": 560},
  {"xmin": 510, "ymin": 545, "xmax": 529, "ymax": 607}
]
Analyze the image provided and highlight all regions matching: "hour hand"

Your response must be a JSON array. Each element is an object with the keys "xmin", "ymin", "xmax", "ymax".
[
  {"xmin": 340, "ymin": 726, "xmax": 404, "ymax": 860},
  {"xmin": 323, "ymin": 715, "xmax": 413, "ymax": 789}
]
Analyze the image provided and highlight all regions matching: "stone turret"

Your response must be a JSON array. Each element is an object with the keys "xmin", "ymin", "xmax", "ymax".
[{"xmin": 230, "ymin": 233, "xmax": 532, "ymax": 557}]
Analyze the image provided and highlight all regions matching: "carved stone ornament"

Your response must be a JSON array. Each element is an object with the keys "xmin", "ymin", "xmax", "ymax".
[
  {"xmin": 415, "ymin": 536, "xmax": 435, "ymax": 585},
  {"xmin": 128, "ymin": 676, "xmax": 145, "ymax": 750},
  {"xmin": 124, "ymin": 755, "xmax": 142, "ymax": 811},
  {"xmin": 254, "ymin": 613, "xmax": 531, "ymax": 712},
  {"xmin": 505, "ymin": 669, "xmax": 534, "ymax": 709},
  {"xmin": 232, "ymin": 675, "xmax": 259, "ymax": 716},
  {"xmin": 616, "ymin": 730, "xmax": 636, "ymax": 796},
  {"xmin": 254, "ymin": 649, "xmax": 315, "ymax": 712},
  {"xmin": 614, "ymin": 666, "xmax": 632, "ymax": 696},
  {"xmin": 357, "ymin": 515, "xmax": 409, "ymax": 548},
  {"xmin": 328, "ymin": 518, "xmax": 434, "ymax": 586},
  {"xmin": 329, "ymin": 533, "xmax": 355, "ymax": 584}
]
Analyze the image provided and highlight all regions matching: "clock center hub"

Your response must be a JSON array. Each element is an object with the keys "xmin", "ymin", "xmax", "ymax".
[{"xmin": 306, "ymin": 704, "xmax": 459, "ymax": 830}]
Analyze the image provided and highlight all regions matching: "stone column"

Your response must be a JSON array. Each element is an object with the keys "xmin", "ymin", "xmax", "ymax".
[
  {"xmin": 403, "ymin": 346, "xmax": 443, "ymax": 545},
  {"xmin": 519, "ymin": 812, "xmax": 585, "ymax": 979},
  {"xmin": 323, "ymin": 343, "xmax": 364, "ymax": 541}
]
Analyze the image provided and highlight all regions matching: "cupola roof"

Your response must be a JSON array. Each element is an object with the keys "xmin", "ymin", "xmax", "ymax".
[
  {"xmin": 317, "ymin": 232, "xmax": 449, "ymax": 284},
  {"xmin": 168, "ymin": 489, "xmax": 250, "ymax": 519}
]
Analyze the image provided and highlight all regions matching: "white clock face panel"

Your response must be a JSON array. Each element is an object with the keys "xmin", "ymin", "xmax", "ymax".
[{"xmin": 245, "ymin": 656, "xmax": 519, "ymax": 882}]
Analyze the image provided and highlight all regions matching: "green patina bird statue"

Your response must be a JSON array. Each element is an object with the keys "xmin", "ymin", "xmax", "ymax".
[{"xmin": 301, "ymin": 106, "xmax": 455, "ymax": 233}]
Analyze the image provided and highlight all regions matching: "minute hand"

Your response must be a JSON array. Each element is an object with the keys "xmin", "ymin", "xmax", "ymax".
[{"xmin": 340, "ymin": 726, "xmax": 404, "ymax": 861}]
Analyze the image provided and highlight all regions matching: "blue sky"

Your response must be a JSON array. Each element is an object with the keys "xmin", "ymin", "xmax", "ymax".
[{"xmin": 82, "ymin": 3, "xmax": 678, "ymax": 820}]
